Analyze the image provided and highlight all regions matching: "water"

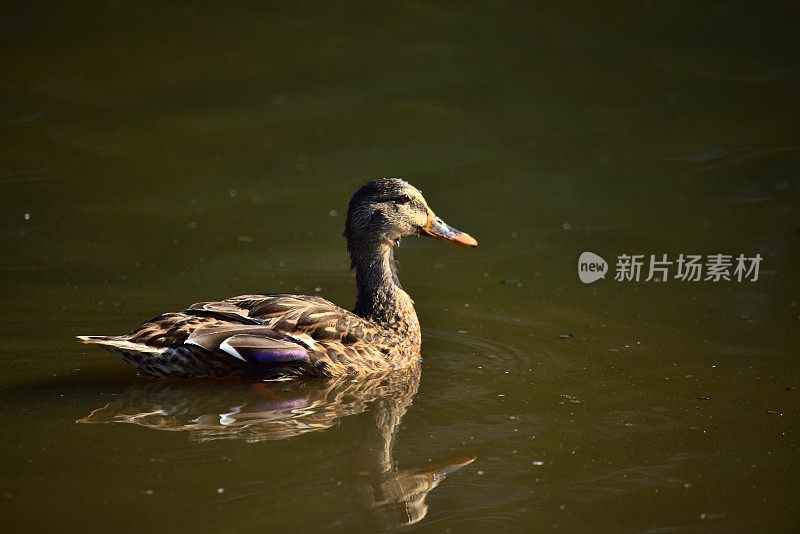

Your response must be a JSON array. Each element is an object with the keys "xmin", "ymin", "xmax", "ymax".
[{"xmin": 2, "ymin": 1, "xmax": 799, "ymax": 531}]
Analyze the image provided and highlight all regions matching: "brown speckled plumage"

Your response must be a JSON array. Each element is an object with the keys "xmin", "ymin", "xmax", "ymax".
[{"xmin": 78, "ymin": 178, "xmax": 477, "ymax": 380}]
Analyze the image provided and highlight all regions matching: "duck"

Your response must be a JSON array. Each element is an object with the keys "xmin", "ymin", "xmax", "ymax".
[{"xmin": 78, "ymin": 178, "xmax": 477, "ymax": 380}]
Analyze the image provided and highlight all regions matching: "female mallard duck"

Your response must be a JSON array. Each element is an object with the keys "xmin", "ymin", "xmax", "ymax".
[{"xmin": 79, "ymin": 178, "xmax": 477, "ymax": 380}]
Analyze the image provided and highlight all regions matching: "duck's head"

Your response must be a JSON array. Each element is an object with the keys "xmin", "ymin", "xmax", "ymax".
[{"xmin": 345, "ymin": 178, "xmax": 478, "ymax": 253}]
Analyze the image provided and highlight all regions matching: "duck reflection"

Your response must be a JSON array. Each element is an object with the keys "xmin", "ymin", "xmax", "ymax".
[{"xmin": 78, "ymin": 365, "xmax": 473, "ymax": 529}]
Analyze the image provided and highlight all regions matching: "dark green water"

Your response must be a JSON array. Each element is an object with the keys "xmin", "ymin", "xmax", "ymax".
[{"xmin": 2, "ymin": 2, "xmax": 799, "ymax": 532}]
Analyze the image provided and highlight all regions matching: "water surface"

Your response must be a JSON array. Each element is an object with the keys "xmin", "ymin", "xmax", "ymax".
[{"xmin": 1, "ymin": 1, "xmax": 799, "ymax": 532}]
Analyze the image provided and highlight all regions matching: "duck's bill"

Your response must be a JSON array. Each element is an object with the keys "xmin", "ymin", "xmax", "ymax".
[{"xmin": 422, "ymin": 216, "xmax": 478, "ymax": 247}]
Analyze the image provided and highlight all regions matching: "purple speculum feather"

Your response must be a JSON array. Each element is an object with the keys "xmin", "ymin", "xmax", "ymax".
[{"xmin": 244, "ymin": 347, "xmax": 309, "ymax": 364}]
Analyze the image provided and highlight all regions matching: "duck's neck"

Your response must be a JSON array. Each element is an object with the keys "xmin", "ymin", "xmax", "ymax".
[{"xmin": 352, "ymin": 241, "xmax": 419, "ymax": 334}]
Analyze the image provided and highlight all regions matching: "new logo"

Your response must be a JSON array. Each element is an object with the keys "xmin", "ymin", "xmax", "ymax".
[{"xmin": 578, "ymin": 252, "xmax": 608, "ymax": 284}]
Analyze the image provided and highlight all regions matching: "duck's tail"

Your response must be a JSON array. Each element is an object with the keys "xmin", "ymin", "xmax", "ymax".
[
  {"xmin": 78, "ymin": 334, "xmax": 179, "ymax": 378},
  {"xmin": 77, "ymin": 335, "xmax": 116, "ymax": 344},
  {"xmin": 77, "ymin": 335, "xmax": 164, "ymax": 355}
]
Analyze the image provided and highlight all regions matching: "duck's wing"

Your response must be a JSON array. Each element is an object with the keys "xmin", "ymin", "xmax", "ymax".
[
  {"xmin": 187, "ymin": 294, "xmax": 375, "ymax": 345},
  {"xmin": 184, "ymin": 324, "xmax": 310, "ymax": 364}
]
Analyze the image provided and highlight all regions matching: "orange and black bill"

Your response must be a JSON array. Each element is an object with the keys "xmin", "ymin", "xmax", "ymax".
[{"xmin": 422, "ymin": 216, "xmax": 478, "ymax": 247}]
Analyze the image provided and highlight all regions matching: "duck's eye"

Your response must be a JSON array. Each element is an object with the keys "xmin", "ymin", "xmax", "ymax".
[{"xmin": 392, "ymin": 194, "xmax": 411, "ymax": 205}]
